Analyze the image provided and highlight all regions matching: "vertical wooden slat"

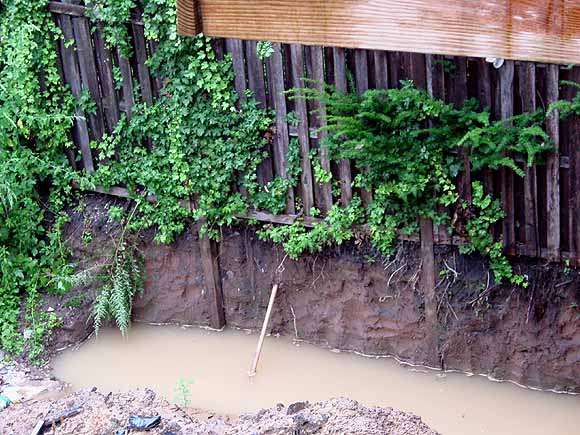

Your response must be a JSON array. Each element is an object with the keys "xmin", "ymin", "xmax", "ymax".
[
  {"xmin": 199, "ymin": 229, "xmax": 225, "ymax": 330},
  {"xmin": 267, "ymin": 43, "xmax": 295, "ymax": 213},
  {"xmin": 450, "ymin": 57, "xmax": 471, "ymax": 203},
  {"xmin": 499, "ymin": 60, "xmax": 516, "ymax": 255},
  {"xmin": 332, "ymin": 47, "xmax": 353, "ymax": 206},
  {"xmin": 245, "ymin": 41, "xmax": 274, "ymax": 185},
  {"xmin": 475, "ymin": 59, "xmax": 495, "ymax": 196},
  {"xmin": 245, "ymin": 41, "xmax": 267, "ymax": 107},
  {"xmin": 94, "ymin": 24, "xmax": 120, "ymax": 133},
  {"xmin": 518, "ymin": 62, "xmax": 539, "ymax": 257},
  {"xmin": 118, "ymin": 52, "xmax": 135, "ymax": 119},
  {"xmin": 420, "ymin": 216, "xmax": 438, "ymax": 363},
  {"xmin": 309, "ymin": 46, "xmax": 334, "ymax": 214},
  {"xmin": 147, "ymin": 40, "xmax": 163, "ymax": 97},
  {"xmin": 211, "ymin": 38, "xmax": 225, "ymax": 61},
  {"xmin": 373, "ymin": 50, "xmax": 389, "ymax": 89},
  {"xmin": 388, "ymin": 51, "xmax": 401, "ymax": 88},
  {"xmin": 411, "ymin": 53, "xmax": 437, "ymax": 360},
  {"xmin": 354, "ymin": 49, "xmax": 369, "ymax": 93},
  {"xmin": 132, "ymin": 23, "xmax": 153, "ymax": 105},
  {"xmin": 225, "ymin": 38, "xmax": 247, "ymax": 104},
  {"xmin": 354, "ymin": 49, "xmax": 373, "ymax": 206},
  {"xmin": 58, "ymin": 14, "xmax": 94, "ymax": 172},
  {"xmin": 72, "ymin": 16, "xmax": 105, "ymax": 142},
  {"xmin": 289, "ymin": 44, "xmax": 315, "ymax": 215},
  {"xmin": 426, "ymin": 54, "xmax": 449, "ymax": 245}
]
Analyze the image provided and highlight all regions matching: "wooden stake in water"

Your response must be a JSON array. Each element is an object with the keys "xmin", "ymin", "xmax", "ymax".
[{"xmin": 249, "ymin": 284, "xmax": 279, "ymax": 377}]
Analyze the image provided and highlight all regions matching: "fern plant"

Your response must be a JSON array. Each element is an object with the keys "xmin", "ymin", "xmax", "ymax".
[
  {"xmin": 92, "ymin": 240, "xmax": 143, "ymax": 335},
  {"xmin": 276, "ymin": 80, "xmax": 555, "ymax": 285}
]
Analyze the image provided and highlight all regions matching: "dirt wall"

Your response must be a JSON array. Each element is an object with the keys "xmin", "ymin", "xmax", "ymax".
[{"xmin": 58, "ymin": 195, "xmax": 580, "ymax": 393}]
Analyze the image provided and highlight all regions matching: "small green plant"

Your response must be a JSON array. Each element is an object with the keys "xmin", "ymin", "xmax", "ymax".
[
  {"xmin": 564, "ymin": 259, "xmax": 571, "ymax": 275},
  {"xmin": 285, "ymin": 111, "xmax": 300, "ymax": 127},
  {"xmin": 64, "ymin": 294, "xmax": 86, "ymax": 309},
  {"xmin": 434, "ymin": 58, "xmax": 457, "ymax": 75},
  {"xmin": 108, "ymin": 205, "xmax": 124, "ymax": 222},
  {"xmin": 256, "ymin": 41, "xmax": 274, "ymax": 61},
  {"xmin": 173, "ymin": 378, "xmax": 194, "ymax": 408},
  {"xmin": 82, "ymin": 230, "xmax": 94, "ymax": 245}
]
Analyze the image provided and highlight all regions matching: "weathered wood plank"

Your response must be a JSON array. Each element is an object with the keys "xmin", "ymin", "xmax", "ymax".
[
  {"xmin": 518, "ymin": 62, "xmax": 539, "ymax": 257},
  {"xmin": 117, "ymin": 52, "xmax": 135, "ymax": 119},
  {"xmin": 72, "ymin": 16, "xmax": 105, "ymax": 142},
  {"xmin": 499, "ymin": 60, "xmax": 516, "ymax": 256},
  {"xmin": 94, "ymin": 24, "xmax": 120, "ymax": 133},
  {"xmin": 426, "ymin": 54, "xmax": 449, "ymax": 245},
  {"xmin": 413, "ymin": 52, "xmax": 437, "ymax": 360},
  {"xmin": 420, "ymin": 216, "xmax": 438, "ymax": 365},
  {"xmin": 545, "ymin": 64, "xmax": 561, "ymax": 261},
  {"xmin": 245, "ymin": 41, "xmax": 267, "ymax": 107},
  {"xmin": 474, "ymin": 59, "xmax": 495, "ymax": 198},
  {"xmin": 449, "ymin": 57, "xmax": 471, "ymax": 203},
  {"xmin": 332, "ymin": 47, "xmax": 353, "ymax": 207},
  {"xmin": 211, "ymin": 38, "xmax": 225, "ymax": 61},
  {"xmin": 373, "ymin": 50, "xmax": 389, "ymax": 90},
  {"xmin": 245, "ymin": 41, "xmax": 273, "ymax": 185},
  {"xmin": 354, "ymin": 49, "xmax": 373, "ymax": 207},
  {"xmin": 58, "ymin": 14, "xmax": 94, "ymax": 172},
  {"xmin": 48, "ymin": 1, "xmax": 85, "ymax": 17},
  {"xmin": 147, "ymin": 40, "xmax": 163, "ymax": 98},
  {"xmin": 225, "ymin": 38, "xmax": 247, "ymax": 104},
  {"xmin": 198, "ymin": 227, "xmax": 226, "ymax": 330},
  {"xmin": 289, "ymin": 44, "xmax": 315, "ymax": 216},
  {"xmin": 132, "ymin": 23, "xmax": 154, "ymax": 105},
  {"xmin": 267, "ymin": 43, "xmax": 295, "ymax": 214},
  {"xmin": 308, "ymin": 46, "xmax": 334, "ymax": 214},
  {"xmin": 184, "ymin": 0, "xmax": 580, "ymax": 65}
]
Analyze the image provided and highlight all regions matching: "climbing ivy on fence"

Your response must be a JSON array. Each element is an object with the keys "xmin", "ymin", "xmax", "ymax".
[
  {"xmin": 0, "ymin": 0, "xmax": 78, "ymax": 358},
  {"xmin": 89, "ymin": 0, "xmax": 274, "ymax": 242}
]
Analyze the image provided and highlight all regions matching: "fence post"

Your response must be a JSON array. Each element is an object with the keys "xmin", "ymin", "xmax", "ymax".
[{"xmin": 198, "ymin": 225, "xmax": 226, "ymax": 329}]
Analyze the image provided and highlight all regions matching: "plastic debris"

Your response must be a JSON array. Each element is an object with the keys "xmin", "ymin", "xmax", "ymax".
[
  {"xmin": 0, "ymin": 394, "xmax": 10, "ymax": 410},
  {"xmin": 485, "ymin": 57, "xmax": 505, "ymax": 69},
  {"xmin": 128, "ymin": 415, "xmax": 161, "ymax": 430}
]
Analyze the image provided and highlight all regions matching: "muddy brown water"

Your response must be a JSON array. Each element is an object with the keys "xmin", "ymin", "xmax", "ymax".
[{"xmin": 52, "ymin": 324, "xmax": 580, "ymax": 435}]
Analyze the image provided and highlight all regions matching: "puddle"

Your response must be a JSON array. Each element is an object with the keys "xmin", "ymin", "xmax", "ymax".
[{"xmin": 52, "ymin": 324, "xmax": 580, "ymax": 435}]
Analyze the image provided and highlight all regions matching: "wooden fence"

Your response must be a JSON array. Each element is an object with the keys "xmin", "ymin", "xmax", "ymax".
[{"xmin": 49, "ymin": 1, "xmax": 580, "ymax": 266}]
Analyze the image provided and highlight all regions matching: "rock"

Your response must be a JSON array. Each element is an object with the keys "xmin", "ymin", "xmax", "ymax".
[
  {"xmin": 23, "ymin": 329, "xmax": 32, "ymax": 340},
  {"xmin": 2, "ymin": 381, "xmax": 57, "ymax": 402},
  {"xmin": 287, "ymin": 401, "xmax": 309, "ymax": 415}
]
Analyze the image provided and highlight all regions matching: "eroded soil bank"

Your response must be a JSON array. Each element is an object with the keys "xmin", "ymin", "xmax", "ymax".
[{"xmin": 52, "ymin": 194, "xmax": 580, "ymax": 393}]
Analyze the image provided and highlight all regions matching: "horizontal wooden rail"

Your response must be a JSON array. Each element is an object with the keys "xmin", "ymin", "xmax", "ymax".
[
  {"xmin": 48, "ymin": 1, "xmax": 144, "ymax": 25},
  {"xmin": 177, "ymin": 0, "xmax": 580, "ymax": 64},
  {"xmin": 83, "ymin": 184, "xmax": 573, "ymax": 261}
]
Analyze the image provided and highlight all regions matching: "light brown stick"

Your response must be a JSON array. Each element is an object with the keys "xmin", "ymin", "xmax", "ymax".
[{"xmin": 249, "ymin": 284, "xmax": 279, "ymax": 377}]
